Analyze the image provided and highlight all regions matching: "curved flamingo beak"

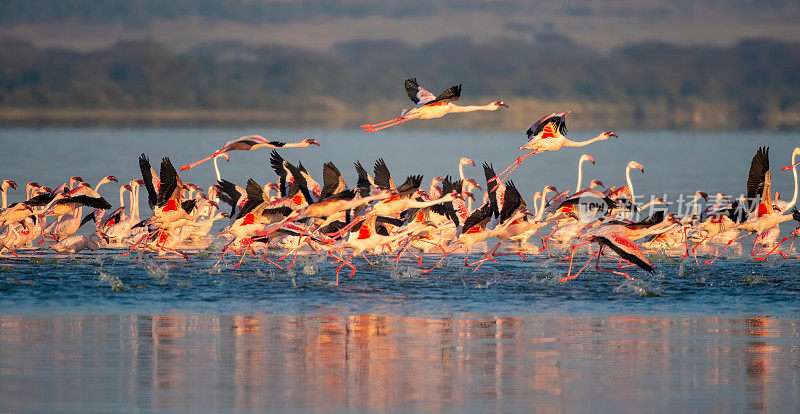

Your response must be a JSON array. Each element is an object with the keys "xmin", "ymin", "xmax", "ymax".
[
  {"xmin": 495, "ymin": 101, "xmax": 508, "ymax": 108},
  {"xmin": 586, "ymin": 155, "xmax": 595, "ymax": 164},
  {"xmin": 107, "ymin": 176, "xmax": 118, "ymax": 183},
  {"xmin": 308, "ymin": 139, "xmax": 320, "ymax": 146},
  {"xmin": 7, "ymin": 181, "xmax": 17, "ymax": 190},
  {"xmin": 591, "ymin": 180, "xmax": 604, "ymax": 188},
  {"xmin": 698, "ymin": 191, "xmax": 709, "ymax": 201}
]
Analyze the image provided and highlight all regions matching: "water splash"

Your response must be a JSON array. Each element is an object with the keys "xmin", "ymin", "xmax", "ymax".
[
  {"xmin": 614, "ymin": 278, "xmax": 662, "ymax": 297},
  {"xmin": 98, "ymin": 270, "xmax": 124, "ymax": 292},
  {"xmin": 143, "ymin": 261, "xmax": 170, "ymax": 285},
  {"xmin": 389, "ymin": 262, "xmax": 421, "ymax": 281}
]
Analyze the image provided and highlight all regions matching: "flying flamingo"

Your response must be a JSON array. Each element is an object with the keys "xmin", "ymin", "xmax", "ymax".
[
  {"xmin": 490, "ymin": 112, "xmax": 617, "ymax": 189},
  {"xmin": 361, "ymin": 78, "xmax": 507, "ymax": 132},
  {"xmin": 179, "ymin": 135, "xmax": 319, "ymax": 171}
]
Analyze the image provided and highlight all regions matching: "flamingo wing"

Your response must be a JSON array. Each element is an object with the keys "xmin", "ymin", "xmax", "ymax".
[
  {"xmin": 397, "ymin": 174, "xmax": 423, "ymax": 198},
  {"xmin": 460, "ymin": 203, "xmax": 493, "ymax": 236},
  {"xmin": 526, "ymin": 112, "xmax": 569, "ymax": 141},
  {"xmin": 63, "ymin": 194, "xmax": 112, "ymax": 210},
  {"xmin": 156, "ymin": 157, "xmax": 181, "ymax": 208},
  {"xmin": 373, "ymin": 158, "xmax": 395, "ymax": 191},
  {"xmin": 746, "ymin": 146, "xmax": 771, "ymax": 216},
  {"xmin": 429, "ymin": 84, "xmax": 461, "ymax": 105},
  {"xmin": 405, "ymin": 78, "xmax": 436, "ymax": 104},
  {"xmin": 139, "ymin": 154, "xmax": 158, "ymax": 209},
  {"xmin": 599, "ymin": 231, "xmax": 654, "ymax": 273},
  {"xmin": 237, "ymin": 179, "xmax": 266, "ymax": 220},
  {"xmin": 354, "ymin": 160, "xmax": 373, "ymax": 197},
  {"xmin": 320, "ymin": 161, "xmax": 347, "ymax": 200},
  {"xmin": 499, "ymin": 180, "xmax": 523, "ymax": 224}
]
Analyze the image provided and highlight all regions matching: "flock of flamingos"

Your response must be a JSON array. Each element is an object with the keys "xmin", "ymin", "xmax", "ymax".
[{"xmin": 2, "ymin": 78, "xmax": 800, "ymax": 284}]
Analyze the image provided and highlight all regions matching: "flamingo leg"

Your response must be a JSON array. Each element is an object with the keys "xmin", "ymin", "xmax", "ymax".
[
  {"xmin": 470, "ymin": 241, "xmax": 502, "ymax": 271},
  {"xmin": 421, "ymin": 246, "xmax": 462, "ymax": 274},
  {"xmin": 362, "ymin": 116, "xmax": 418, "ymax": 132},
  {"xmin": 489, "ymin": 151, "xmax": 538, "ymax": 191},
  {"xmin": 360, "ymin": 117, "xmax": 404, "ymax": 129},
  {"xmin": 536, "ymin": 227, "xmax": 552, "ymax": 257},
  {"xmin": 754, "ymin": 235, "xmax": 795, "ymax": 261},
  {"xmin": 359, "ymin": 252, "xmax": 373, "ymax": 266},
  {"xmin": 592, "ymin": 246, "xmax": 633, "ymax": 279},
  {"xmin": 179, "ymin": 151, "xmax": 223, "ymax": 171},
  {"xmin": 560, "ymin": 249, "xmax": 599, "ymax": 282},
  {"xmin": 334, "ymin": 253, "xmax": 357, "ymax": 284},
  {"xmin": 0, "ymin": 244, "xmax": 19, "ymax": 258},
  {"xmin": 702, "ymin": 234, "xmax": 748, "ymax": 265}
]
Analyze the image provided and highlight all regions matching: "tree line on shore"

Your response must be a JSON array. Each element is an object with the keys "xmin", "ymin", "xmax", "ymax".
[{"xmin": 1, "ymin": 36, "xmax": 799, "ymax": 129}]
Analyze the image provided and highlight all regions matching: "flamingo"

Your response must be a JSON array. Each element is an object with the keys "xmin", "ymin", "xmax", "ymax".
[
  {"xmin": 179, "ymin": 135, "xmax": 319, "ymax": 171},
  {"xmin": 361, "ymin": 78, "xmax": 507, "ymax": 132},
  {"xmin": 51, "ymin": 228, "xmax": 109, "ymax": 254},
  {"xmin": 490, "ymin": 112, "xmax": 616, "ymax": 188}
]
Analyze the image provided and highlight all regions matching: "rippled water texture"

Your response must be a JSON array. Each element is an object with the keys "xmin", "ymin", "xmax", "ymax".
[
  {"xmin": 1, "ymin": 313, "xmax": 799, "ymax": 413},
  {"xmin": 1, "ymin": 128, "xmax": 800, "ymax": 412}
]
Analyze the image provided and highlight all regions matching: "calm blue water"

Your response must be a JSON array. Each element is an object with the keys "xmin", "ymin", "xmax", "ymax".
[{"xmin": 1, "ymin": 128, "xmax": 800, "ymax": 412}]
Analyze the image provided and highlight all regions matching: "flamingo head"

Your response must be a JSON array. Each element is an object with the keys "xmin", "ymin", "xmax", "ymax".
[
  {"xmin": 221, "ymin": 212, "xmax": 231, "ymax": 219},
  {"xmin": 69, "ymin": 176, "xmax": 84, "ymax": 185},
  {"xmin": 459, "ymin": 157, "xmax": 475, "ymax": 167},
  {"xmin": 603, "ymin": 131, "xmax": 618, "ymax": 139},
  {"xmin": 464, "ymin": 178, "xmax": 481, "ymax": 191},
  {"xmin": 463, "ymin": 191, "xmax": 476, "ymax": 200},
  {"xmin": 581, "ymin": 154, "xmax": 595, "ymax": 164},
  {"xmin": 2, "ymin": 180, "xmax": 17, "ymax": 190},
  {"xmin": 590, "ymin": 180, "xmax": 604, "ymax": 189},
  {"xmin": 628, "ymin": 161, "xmax": 644, "ymax": 173},
  {"xmin": 304, "ymin": 139, "xmax": 320, "ymax": 146},
  {"xmin": 695, "ymin": 191, "xmax": 709, "ymax": 201},
  {"xmin": 122, "ymin": 185, "xmax": 133, "ymax": 192},
  {"xmin": 493, "ymin": 101, "xmax": 508, "ymax": 109},
  {"xmin": 106, "ymin": 176, "xmax": 118, "ymax": 183}
]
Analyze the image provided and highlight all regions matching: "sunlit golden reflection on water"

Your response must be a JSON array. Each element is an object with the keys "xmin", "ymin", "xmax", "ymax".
[{"xmin": 1, "ymin": 313, "xmax": 799, "ymax": 412}]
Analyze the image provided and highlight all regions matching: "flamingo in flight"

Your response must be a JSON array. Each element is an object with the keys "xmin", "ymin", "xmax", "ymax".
[
  {"xmin": 490, "ymin": 111, "xmax": 617, "ymax": 189},
  {"xmin": 179, "ymin": 135, "xmax": 319, "ymax": 172},
  {"xmin": 361, "ymin": 78, "xmax": 507, "ymax": 132}
]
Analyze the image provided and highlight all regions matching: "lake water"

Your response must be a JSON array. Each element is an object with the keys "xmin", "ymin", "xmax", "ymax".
[{"xmin": 1, "ymin": 128, "xmax": 800, "ymax": 412}]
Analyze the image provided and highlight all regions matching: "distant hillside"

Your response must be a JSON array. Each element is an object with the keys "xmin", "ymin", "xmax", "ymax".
[
  {"xmin": 1, "ymin": 37, "xmax": 799, "ymax": 130},
  {"xmin": 1, "ymin": 0, "xmax": 800, "ymax": 53}
]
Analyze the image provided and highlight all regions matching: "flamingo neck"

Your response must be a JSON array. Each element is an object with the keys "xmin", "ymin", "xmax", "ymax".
[
  {"xmin": 787, "ymin": 152, "xmax": 798, "ymax": 210},
  {"xmin": 214, "ymin": 155, "xmax": 223, "ymax": 182},
  {"xmin": 536, "ymin": 188, "xmax": 551, "ymax": 222},
  {"xmin": 94, "ymin": 179, "xmax": 108, "ymax": 192},
  {"xmin": 576, "ymin": 159, "xmax": 585, "ymax": 193},
  {"xmin": 692, "ymin": 194, "xmax": 700, "ymax": 217},
  {"xmin": 564, "ymin": 133, "xmax": 606, "ymax": 148},
  {"xmin": 1, "ymin": 188, "xmax": 6, "ymax": 210},
  {"xmin": 532, "ymin": 192, "xmax": 541, "ymax": 218},
  {"xmin": 448, "ymin": 103, "xmax": 495, "ymax": 113},
  {"xmin": 626, "ymin": 166, "xmax": 637, "ymax": 208},
  {"xmin": 132, "ymin": 186, "xmax": 140, "ymax": 222}
]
